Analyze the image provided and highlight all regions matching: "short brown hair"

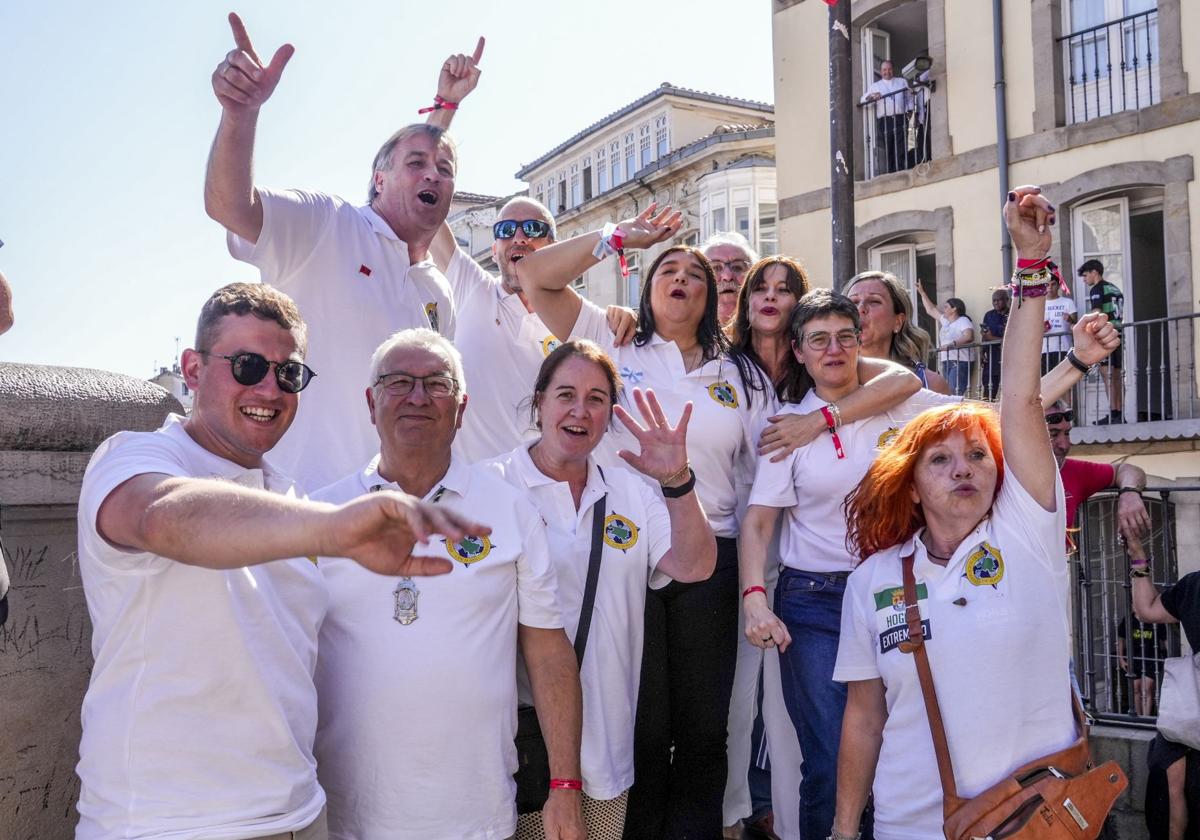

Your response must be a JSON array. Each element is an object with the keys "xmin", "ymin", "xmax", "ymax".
[
  {"xmin": 529, "ymin": 340, "xmax": 623, "ymax": 428},
  {"xmin": 195, "ymin": 283, "xmax": 307, "ymax": 355}
]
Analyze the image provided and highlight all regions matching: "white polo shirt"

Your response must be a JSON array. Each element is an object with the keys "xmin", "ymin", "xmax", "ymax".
[
  {"xmin": 446, "ymin": 247, "xmax": 559, "ymax": 463},
  {"xmin": 484, "ymin": 444, "xmax": 672, "ymax": 799},
  {"xmin": 833, "ymin": 465, "xmax": 1075, "ymax": 839},
  {"xmin": 75, "ymin": 414, "xmax": 327, "ymax": 840},
  {"xmin": 312, "ymin": 456, "xmax": 562, "ymax": 840},
  {"xmin": 229, "ymin": 187, "xmax": 456, "ymax": 492},
  {"xmin": 748, "ymin": 389, "xmax": 957, "ymax": 574},
  {"xmin": 571, "ymin": 299, "xmax": 772, "ymax": 538}
]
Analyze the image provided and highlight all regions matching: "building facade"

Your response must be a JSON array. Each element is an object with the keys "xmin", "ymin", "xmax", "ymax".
[{"xmin": 516, "ymin": 84, "xmax": 777, "ymax": 307}]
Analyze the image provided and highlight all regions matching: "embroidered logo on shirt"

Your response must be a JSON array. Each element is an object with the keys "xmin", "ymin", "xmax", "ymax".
[
  {"xmin": 541, "ymin": 335, "xmax": 562, "ymax": 357},
  {"xmin": 877, "ymin": 427, "xmax": 900, "ymax": 449},
  {"xmin": 445, "ymin": 534, "xmax": 493, "ymax": 566},
  {"xmin": 603, "ymin": 514, "xmax": 640, "ymax": 550},
  {"xmin": 873, "ymin": 582, "xmax": 931, "ymax": 654},
  {"xmin": 707, "ymin": 381, "xmax": 739, "ymax": 409},
  {"xmin": 964, "ymin": 541, "xmax": 1005, "ymax": 587},
  {"xmin": 619, "ymin": 366, "xmax": 644, "ymax": 385},
  {"xmin": 359, "ymin": 264, "xmax": 372, "ymax": 277},
  {"xmin": 425, "ymin": 302, "xmax": 440, "ymax": 333}
]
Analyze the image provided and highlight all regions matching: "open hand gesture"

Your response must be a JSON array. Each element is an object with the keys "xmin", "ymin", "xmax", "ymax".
[
  {"xmin": 1003, "ymin": 185, "xmax": 1056, "ymax": 261},
  {"xmin": 617, "ymin": 203, "xmax": 683, "ymax": 250},
  {"xmin": 614, "ymin": 388, "xmax": 691, "ymax": 484},
  {"xmin": 437, "ymin": 37, "xmax": 485, "ymax": 105},
  {"xmin": 328, "ymin": 491, "xmax": 491, "ymax": 577},
  {"xmin": 212, "ymin": 13, "xmax": 294, "ymax": 113}
]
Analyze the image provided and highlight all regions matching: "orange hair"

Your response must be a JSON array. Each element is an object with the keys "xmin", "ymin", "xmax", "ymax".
[{"xmin": 844, "ymin": 402, "xmax": 1005, "ymax": 562}]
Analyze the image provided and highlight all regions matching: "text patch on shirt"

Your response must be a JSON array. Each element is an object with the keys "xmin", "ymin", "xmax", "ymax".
[{"xmin": 874, "ymin": 582, "xmax": 931, "ymax": 654}]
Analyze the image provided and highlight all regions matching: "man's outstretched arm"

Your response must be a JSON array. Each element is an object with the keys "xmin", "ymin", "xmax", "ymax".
[{"xmin": 204, "ymin": 12, "xmax": 294, "ymax": 244}]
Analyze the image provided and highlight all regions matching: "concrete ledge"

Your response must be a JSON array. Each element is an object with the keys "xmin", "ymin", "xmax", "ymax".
[
  {"xmin": 0, "ymin": 363, "xmax": 181, "ymax": 452},
  {"xmin": 0, "ymin": 451, "xmax": 92, "ymax": 507}
]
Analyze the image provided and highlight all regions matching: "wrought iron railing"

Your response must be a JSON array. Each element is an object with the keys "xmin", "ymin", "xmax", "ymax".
[
  {"xmin": 1056, "ymin": 8, "xmax": 1160, "ymax": 125},
  {"xmin": 858, "ymin": 81, "xmax": 934, "ymax": 179}
]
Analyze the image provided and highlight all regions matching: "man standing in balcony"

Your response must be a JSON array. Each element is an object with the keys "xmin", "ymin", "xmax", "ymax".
[
  {"xmin": 1079, "ymin": 259, "xmax": 1125, "ymax": 424},
  {"xmin": 860, "ymin": 60, "xmax": 911, "ymax": 175},
  {"xmin": 703, "ymin": 232, "xmax": 758, "ymax": 326},
  {"xmin": 1042, "ymin": 280, "xmax": 1078, "ymax": 375},
  {"xmin": 1045, "ymin": 399, "xmax": 1149, "ymax": 541}
]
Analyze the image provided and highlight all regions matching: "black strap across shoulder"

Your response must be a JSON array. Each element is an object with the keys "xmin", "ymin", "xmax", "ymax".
[{"xmin": 572, "ymin": 467, "xmax": 606, "ymax": 665}]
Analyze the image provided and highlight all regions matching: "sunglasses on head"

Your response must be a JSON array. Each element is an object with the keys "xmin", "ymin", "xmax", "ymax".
[
  {"xmin": 199, "ymin": 351, "xmax": 316, "ymax": 394},
  {"xmin": 493, "ymin": 219, "xmax": 551, "ymax": 240},
  {"xmin": 1045, "ymin": 409, "xmax": 1074, "ymax": 424}
]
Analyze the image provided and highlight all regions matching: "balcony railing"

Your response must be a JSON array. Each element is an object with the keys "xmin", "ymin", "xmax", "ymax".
[
  {"xmin": 858, "ymin": 81, "xmax": 933, "ymax": 180},
  {"xmin": 1056, "ymin": 8, "xmax": 1160, "ymax": 125},
  {"xmin": 1073, "ymin": 485, "xmax": 1197, "ymax": 725}
]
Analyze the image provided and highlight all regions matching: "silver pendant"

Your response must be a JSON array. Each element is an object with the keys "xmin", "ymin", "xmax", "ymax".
[{"xmin": 393, "ymin": 577, "xmax": 419, "ymax": 625}]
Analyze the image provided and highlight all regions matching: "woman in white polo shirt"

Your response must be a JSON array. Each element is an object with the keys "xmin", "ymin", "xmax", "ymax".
[
  {"xmin": 487, "ymin": 339, "xmax": 716, "ymax": 839},
  {"xmin": 830, "ymin": 187, "xmax": 1090, "ymax": 839}
]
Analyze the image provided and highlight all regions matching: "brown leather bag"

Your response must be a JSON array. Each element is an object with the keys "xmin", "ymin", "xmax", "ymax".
[{"xmin": 898, "ymin": 554, "xmax": 1127, "ymax": 840}]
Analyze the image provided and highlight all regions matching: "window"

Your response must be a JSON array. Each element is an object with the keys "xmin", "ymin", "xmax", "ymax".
[
  {"xmin": 557, "ymin": 177, "xmax": 567, "ymax": 213},
  {"xmin": 610, "ymin": 141, "xmax": 622, "ymax": 184},
  {"xmin": 758, "ymin": 202, "xmax": 778, "ymax": 256},
  {"xmin": 625, "ymin": 253, "xmax": 642, "ymax": 308},
  {"xmin": 535, "ymin": 187, "xmax": 544, "ymax": 207},
  {"xmin": 712, "ymin": 207, "xmax": 727, "ymax": 234},
  {"xmin": 582, "ymin": 156, "xmax": 593, "ymax": 202},
  {"xmin": 597, "ymin": 159, "xmax": 608, "ymax": 193},
  {"xmin": 1062, "ymin": 0, "xmax": 1159, "ymax": 123},
  {"xmin": 570, "ymin": 276, "xmax": 587, "ymax": 297},
  {"xmin": 735, "ymin": 206, "xmax": 750, "ymax": 240},
  {"xmin": 639, "ymin": 124, "xmax": 652, "ymax": 168},
  {"xmin": 570, "ymin": 173, "xmax": 581, "ymax": 207},
  {"xmin": 625, "ymin": 132, "xmax": 636, "ymax": 180},
  {"xmin": 655, "ymin": 115, "xmax": 669, "ymax": 157}
]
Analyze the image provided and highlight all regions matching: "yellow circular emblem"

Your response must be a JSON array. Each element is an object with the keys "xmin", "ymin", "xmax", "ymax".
[
  {"xmin": 541, "ymin": 335, "xmax": 562, "ymax": 357},
  {"xmin": 602, "ymin": 514, "xmax": 640, "ymax": 550},
  {"xmin": 965, "ymin": 542, "xmax": 1005, "ymax": 586},
  {"xmin": 877, "ymin": 427, "xmax": 900, "ymax": 449},
  {"xmin": 707, "ymin": 381, "xmax": 739, "ymax": 409},
  {"xmin": 446, "ymin": 534, "xmax": 493, "ymax": 566}
]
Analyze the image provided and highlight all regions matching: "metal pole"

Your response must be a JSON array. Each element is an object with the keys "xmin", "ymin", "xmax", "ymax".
[
  {"xmin": 829, "ymin": 0, "xmax": 856, "ymax": 291},
  {"xmin": 993, "ymin": 0, "xmax": 1012, "ymax": 279}
]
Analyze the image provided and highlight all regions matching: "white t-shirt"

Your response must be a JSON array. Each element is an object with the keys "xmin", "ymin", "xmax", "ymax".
[
  {"xmin": 833, "ymin": 465, "xmax": 1075, "ymax": 840},
  {"xmin": 860, "ymin": 77, "xmax": 912, "ymax": 117},
  {"xmin": 75, "ymin": 414, "xmax": 327, "ymax": 840},
  {"xmin": 312, "ymin": 456, "xmax": 562, "ymax": 840},
  {"xmin": 1043, "ymin": 296, "xmax": 1078, "ymax": 354},
  {"xmin": 229, "ymin": 188, "xmax": 456, "ymax": 492},
  {"xmin": 446, "ymin": 247, "xmax": 559, "ymax": 463},
  {"xmin": 483, "ymin": 444, "xmax": 672, "ymax": 799},
  {"xmin": 571, "ymin": 299, "xmax": 774, "ymax": 538},
  {"xmin": 748, "ymin": 389, "xmax": 957, "ymax": 574},
  {"xmin": 938, "ymin": 314, "xmax": 977, "ymax": 364}
]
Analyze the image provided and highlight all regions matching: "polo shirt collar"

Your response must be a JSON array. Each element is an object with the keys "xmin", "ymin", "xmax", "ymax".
[
  {"xmin": 514, "ymin": 443, "xmax": 608, "ymax": 508},
  {"xmin": 356, "ymin": 203, "xmax": 402, "ymax": 244},
  {"xmin": 905, "ymin": 517, "xmax": 993, "ymax": 584},
  {"xmin": 162, "ymin": 413, "xmax": 285, "ymax": 492},
  {"xmin": 357, "ymin": 453, "xmax": 471, "ymax": 501}
]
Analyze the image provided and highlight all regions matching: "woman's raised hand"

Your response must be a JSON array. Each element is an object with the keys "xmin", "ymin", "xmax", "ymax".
[
  {"xmin": 614, "ymin": 388, "xmax": 691, "ymax": 484},
  {"xmin": 617, "ymin": 203, "xmax": 683, "ymax": 250},
  {"xmin": 1003, "ymin": 185, "xmax": 1056, "ymax": 261}
]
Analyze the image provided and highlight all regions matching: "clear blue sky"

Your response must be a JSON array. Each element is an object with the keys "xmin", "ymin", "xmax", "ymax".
[{"xmin": 0, "ymin": 1, "xmax": 775, "ymax": 378}]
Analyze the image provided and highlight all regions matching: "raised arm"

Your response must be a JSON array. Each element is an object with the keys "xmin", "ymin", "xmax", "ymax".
[
  {"xmin": 516, "ymin": 205, "xmax": 682, "ymax": 340},
  {"xmin": 1000, "ymin": 186, "xmax": 1058, "ymax": 510},
  {"xmin": 1037, "ymin": 311, "xmax": 1120, "ymax": 404},
  {"xmin": 204, "ymin": 13, "xmax": 294, "ymax": 243},
  {"xmin": 429, "ymin": 222, "xmax": 459, "ymax": 274},
  {"xmin": 613, "ymin": 390, "xmax": 716, "ymax": 583},
  {"xmin": 423, "ymin": 37, "xmax": 484, "ymax": 131},
  {"xmin": 95, "ymin": 472, "xmax": 488, "ymax": 577},
  {"xmin": 916, "ymin": 279, "xmax": 940, "ymax": 321}
]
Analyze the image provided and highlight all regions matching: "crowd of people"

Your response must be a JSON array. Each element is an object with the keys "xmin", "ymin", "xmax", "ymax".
[{"xmin": 55, "ymin": 14, "xmax": 1195, "ymax": 840}]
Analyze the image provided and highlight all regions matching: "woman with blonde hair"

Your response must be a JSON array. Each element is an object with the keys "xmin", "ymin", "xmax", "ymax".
[{"xmin": 845, "ymin": 270, "xmax": 950, "ymax": 394}]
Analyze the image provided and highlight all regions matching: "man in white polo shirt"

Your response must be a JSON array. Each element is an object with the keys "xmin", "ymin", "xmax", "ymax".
[
  {"xmin": 204, "ymin": 13, "xmax": 484, "ymax": 490},
  {"xmin": 312, "ymin": 328, "xmax": 584, "ymax": 840},
  {"xmin": 74, "ymin": 283, "xmax": 483, "ymax": 840}
]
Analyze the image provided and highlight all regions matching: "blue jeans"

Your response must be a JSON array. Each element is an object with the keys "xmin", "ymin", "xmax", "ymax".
[
  {"xmin": 775, "ymin": 568, "xmax": 862, "ymax": 840},
  {"xmin": 944, "ymin": 360, "xmax": 971, "ymax": 396}
]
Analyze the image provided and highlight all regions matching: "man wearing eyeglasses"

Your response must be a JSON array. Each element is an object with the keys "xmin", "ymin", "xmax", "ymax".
[
  {"xmin": 702, "ymin": 232, "xmax": 759, "ymax": 326},
  {"xmin": 74, "ymin": 284, "xmax": 484, "ymax": 840},
  {"xmin": 204, "ymin": 13, "xmax": 485, "ymax": 491},
  {"xmin": 1045, "ymin": 399, "xmax": 1149, "ymax": 541},
  {"xmin": 310, "ymin": 327, "xmax": 583, "ymax": 840}
]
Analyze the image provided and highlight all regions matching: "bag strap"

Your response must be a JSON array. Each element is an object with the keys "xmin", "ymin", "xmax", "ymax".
[
  {"xmin": 573, "ymin": 468, "xmax": 607, "ymax": 666},
  {"xmin": 900, "ymin": 553, "xmax": 962, "ymax": 812}
]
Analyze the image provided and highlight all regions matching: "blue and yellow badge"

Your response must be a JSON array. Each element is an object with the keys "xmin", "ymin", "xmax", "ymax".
[
  {"xmin": 425, "ymin": 301, "xmax": 440, "ymax": 333},
  {"xmin": 541, "ymin": 335, "xmax": 562, "ymax": 357},
  {"xmin": 707, "ymin": 381, "xmax": 739, "ymax": 409},
  {"xmin": 964, "ymin": 541, "xmax": 1004, "ymax": 587},
  {"xmin": 446, "ymin": 534, "xmax": 493, "ymax": 566},
  {"xmin": 877, "ymin": 427, "xmax": 900, "ymax": 449},
  {"xmin": 603, "ymin": 514, "xmax": 639, "ymax": 550}
]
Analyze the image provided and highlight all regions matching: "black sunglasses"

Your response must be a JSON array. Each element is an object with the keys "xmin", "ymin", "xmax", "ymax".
[
  {"xmin": 199, "ymin": 351, "xmax": 316, "ymax": 394},
  {"xmin": 1045, "ymin": 410, "xmax": 1074, "ymax": 424},
  {"xmin": 493, "ymin": 219, "xmax": 551, "ymax": 240}
]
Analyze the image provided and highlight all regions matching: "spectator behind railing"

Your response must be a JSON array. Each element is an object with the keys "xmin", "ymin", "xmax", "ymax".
[
  {"xmin": 1042, "ymin": 280, "xmax": 1079, "ymax": 375},
  {"xmin": 859, "ymin": 61, "xmax": 911, "ymax": 175},
  {"xmin": 980, "ymin": 289, "xmax": 1009, "ymax": 400},
  {"xmin": 917, "ymin": 280, "xmax": 975, "ymax": 396}
]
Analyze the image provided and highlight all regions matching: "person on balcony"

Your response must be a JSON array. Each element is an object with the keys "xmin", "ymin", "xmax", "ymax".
[
  {"xmin": 1042, "ymin": 280, "xmax": 1078, "ymax": 375},
  {"xmin": 860, "ymin": 60, "xmax": 912, "ymax": 174},
  {"xmin": 1079, "ymin": 259, "xmax": 1125, "ymax": 424},
  {"xmin": 917, "ymin": 282, "xmax": 975, "ymax": 396},
  {"xmin": 980, "ymin": 289, "xmax": 1010, "ymax": 400}
]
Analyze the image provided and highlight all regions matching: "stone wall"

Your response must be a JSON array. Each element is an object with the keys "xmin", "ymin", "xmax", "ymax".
[{"xmin": 0, "ymin": 362, "xmax": 180, "ymax": 840}]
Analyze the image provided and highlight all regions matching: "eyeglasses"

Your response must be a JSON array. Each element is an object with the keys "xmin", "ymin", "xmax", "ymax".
[
  {"xmin": 199, "ymin": 351, "xmax": 316, "ymax": 394},
  {"xmin": 1045, "ymin": 410, "xmax": 1074, "ymax": 424},
  {"xmin": 493, "ymin": 219, "xmax": 552, "ymax": 240},
  {"xmin": 710, "ymin": 259, "xmax": 751, "ymax": 276},
  {"xmin": 374, "ymin": 371, "xmax": 459, "ymax": 398},
  {"xmin": 799, "ymin": 329, "xmax": 861, "ymax": 351}
]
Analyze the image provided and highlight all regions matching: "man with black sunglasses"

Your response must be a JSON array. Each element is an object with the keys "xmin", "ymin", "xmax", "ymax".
[
  {"xmin": 1045, "ymin": 399, "xmax": 1150, "ymax": 540},
  {"xmin": 74, "ymin": 283, "xmax": 485, "ymax": 840}
]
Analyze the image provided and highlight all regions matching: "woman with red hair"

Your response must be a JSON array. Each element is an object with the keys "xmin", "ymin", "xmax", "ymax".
[{"xmin": 830, "ymin": 188, "xmax": 1118, "ymax": 838}]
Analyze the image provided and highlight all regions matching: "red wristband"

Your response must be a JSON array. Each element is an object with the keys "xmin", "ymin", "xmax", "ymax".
[
  {"xmin": 1016, "ymin": 256, "xmax": 1050, "ymax": 269},
  {"xmin": 417, "ymin": 95, "xmax": 459, "ymax": 115},
  {"xmin": 820, "ymin": 406, "xmax": 846, "ymax": 460},
  {"xmin": 742, "ymin": 585, "xmax": 767, "ymax": 599},
  {"xmin": 549, "ymin": 778, "xmax": 583, "ymax": 791}
]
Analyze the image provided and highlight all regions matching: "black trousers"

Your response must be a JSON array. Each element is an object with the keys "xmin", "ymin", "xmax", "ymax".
[
  {"xmin": 624, "ymin": 536, "xmax": 740, "ymax": 840},
  {"xmin": 875, "ymin": 115, "xmax": 907, "ymax": 173}
]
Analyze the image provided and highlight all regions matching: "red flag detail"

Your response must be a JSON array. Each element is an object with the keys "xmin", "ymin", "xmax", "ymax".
[{"xmin": 359, "ymin": 264, "xmax": 372, "ymax": 277}]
